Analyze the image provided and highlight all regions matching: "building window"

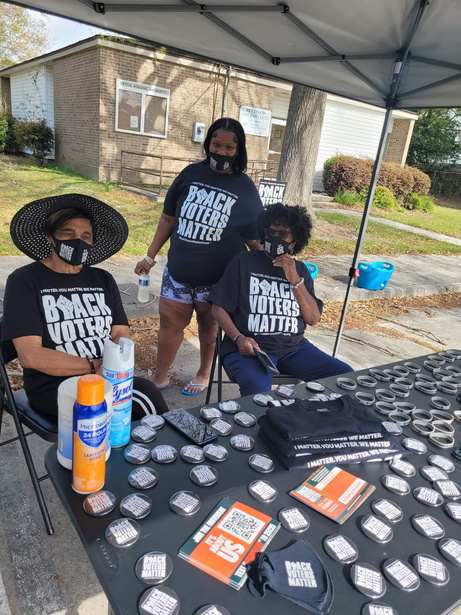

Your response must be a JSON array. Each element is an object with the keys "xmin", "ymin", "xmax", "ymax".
[{"xmin": 115, "ymin": 79, "xmax": 169, "ymax": 138}]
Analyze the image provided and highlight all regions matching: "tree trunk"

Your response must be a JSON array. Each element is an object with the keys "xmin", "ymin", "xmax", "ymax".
[{"xmin": 277, "ymin": 85, "xmax": 327, "ymax": 215}]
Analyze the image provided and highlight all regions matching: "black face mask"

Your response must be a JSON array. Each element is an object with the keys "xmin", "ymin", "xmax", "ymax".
[
  {"xmin": 264, "ymin": 235, "xmax": 292, "ymax": 259},
  {"xmin": 209, "ymin": 152, "xmax": 236, "ymax": 171},
  {"xmin": 53, "ymin": 237, "xmax": 91, "ymax": 266}
]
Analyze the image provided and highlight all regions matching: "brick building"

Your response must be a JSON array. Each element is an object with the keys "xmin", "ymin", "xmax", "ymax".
[{"xmin": 0, "ymin": 36, "xmax": 417, "ymax": 190}]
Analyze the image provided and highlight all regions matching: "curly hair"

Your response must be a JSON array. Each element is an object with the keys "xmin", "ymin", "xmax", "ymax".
[
  {"xmin": 257, "ymin": 203, "xmax": 313, "ymax": 254},
  {"xmin": 202, "ymin": 117, "xmax": 247, "ymax": 175}
]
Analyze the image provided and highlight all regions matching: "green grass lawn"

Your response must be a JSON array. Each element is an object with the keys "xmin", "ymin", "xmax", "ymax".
[
  {"xmin": 369, "ymin": 204, "xmax": 461, "ymax": 239},
  {"xmin": 1, "ymin": 155, "xmax": 460, "ymax": 257},
  {"xmin": 308, "ymin": 212, "xmax": 461, "ymax": 256}
]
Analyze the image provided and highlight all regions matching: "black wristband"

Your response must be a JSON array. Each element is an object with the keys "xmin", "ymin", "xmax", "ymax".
[{"xmin": 87, "ymin": 357, "xmax": 96, "ymax": 374}]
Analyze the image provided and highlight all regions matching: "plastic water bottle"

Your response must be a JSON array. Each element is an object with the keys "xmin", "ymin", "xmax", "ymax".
[
  {"xmin": 138, "ymin": 273, "xmax": 150, "ymax": 302},
  {"xmin": 103, "ymin": 338, "xmax": 135, "ymax": 448},
  {"xmin": 72, "ymin": 374, "xmax": 107, "ymax": 494}
]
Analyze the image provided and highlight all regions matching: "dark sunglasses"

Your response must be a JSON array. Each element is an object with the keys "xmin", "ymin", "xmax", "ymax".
[{"xmin": 264, "ymin": 228, "xmax": 291, "ymax": 241}]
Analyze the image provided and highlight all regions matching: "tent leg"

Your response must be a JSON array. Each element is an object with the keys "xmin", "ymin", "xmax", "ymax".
[{"xmin": 332, "ymin": 107, "xmax": 394, "ymax": 357}]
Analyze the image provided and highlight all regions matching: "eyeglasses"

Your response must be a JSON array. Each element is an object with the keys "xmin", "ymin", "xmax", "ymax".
[{"xmin": 264, "ymin": 228, "xmax": 291, "ymax": 241}]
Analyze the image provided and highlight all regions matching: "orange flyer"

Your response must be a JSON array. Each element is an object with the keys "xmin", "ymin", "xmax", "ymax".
[
  {"xmin": 178, "ymin": 497, "xmax": 280, "ymax": 589},
  {"xmin": 289, "ymin": 464, "xmax": 375, "ymax": 524}
]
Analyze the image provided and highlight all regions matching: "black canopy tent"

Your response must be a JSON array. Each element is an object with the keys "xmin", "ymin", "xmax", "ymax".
[{"xmin": 5, "ymin": 0, "xmax": 461, "ymax": 352}]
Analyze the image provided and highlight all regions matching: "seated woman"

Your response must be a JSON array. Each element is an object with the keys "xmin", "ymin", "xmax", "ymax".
[
  {"xmin": 208, "ymin": 203, "xmax": 353, "ymax": 396},
  {"xmin": 2, "ymin": 194, "xmax": 168, "ymax": 418}
]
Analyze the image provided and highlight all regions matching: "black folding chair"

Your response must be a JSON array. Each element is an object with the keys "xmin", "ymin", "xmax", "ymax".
[
  {"xmin": 0, "ymin": 316, "xmax": 56, "ymax": 535},
  {"xmin": 205, "ymin": 326, "xmax": 300, "ymax": 403}
]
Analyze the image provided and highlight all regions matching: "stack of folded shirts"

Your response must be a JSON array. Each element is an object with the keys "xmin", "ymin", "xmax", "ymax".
[{"xmin": 258, "ymin": 394, "xmax": 409, "ymax": 470}]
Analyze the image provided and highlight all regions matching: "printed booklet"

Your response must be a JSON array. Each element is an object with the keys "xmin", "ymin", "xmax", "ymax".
[
  {"xmin": 178, "ymin": 497, "xmax": 280, "ymax": 589},
  {"xmin": 289, "ymin": 464, "xmax": 375, "ymax": 524}
]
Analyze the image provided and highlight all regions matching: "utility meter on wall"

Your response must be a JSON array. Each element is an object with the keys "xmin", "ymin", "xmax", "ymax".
[{"xmin": 192, "ymin": 122, "xmax": 205, "ymax": 143}]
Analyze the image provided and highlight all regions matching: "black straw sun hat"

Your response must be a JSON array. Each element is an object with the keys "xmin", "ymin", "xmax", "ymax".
[{"xmin": 10, "ymin": 194, "xmax": 129, "ymax": 265}]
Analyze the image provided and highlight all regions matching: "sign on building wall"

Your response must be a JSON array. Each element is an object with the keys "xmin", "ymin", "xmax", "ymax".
[
  {"xmin": 239, "ymin": 106, "xmax": 272, "ymax": 137},
  {"xmin": 258, "ymin": 179, "xmax": 286, "ymax": 206}
]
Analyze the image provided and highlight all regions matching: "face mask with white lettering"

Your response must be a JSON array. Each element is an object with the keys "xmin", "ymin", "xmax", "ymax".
[
  {"xmin": 209, "ymin": 152, "xmax": 236, "ymax": 171},
  {"xmin": 264, "ymin": 235, "xmax": 292, "ymax": 259},
  {"xmin": 53, "ymin": 237, "xmax": 91, "ymax": 266}
]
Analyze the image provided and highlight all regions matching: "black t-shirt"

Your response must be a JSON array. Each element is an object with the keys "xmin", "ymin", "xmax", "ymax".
[
  {"xmin": 207, "ymin": 250, "xmax": 324, "ymax": 356},
  {"xmin": 2, "ymin": 262, "xmax": 128, "ymax": 415},
  {"xmin": 163, "ymin": 162, "xmax": 263, "ymax": 285}
]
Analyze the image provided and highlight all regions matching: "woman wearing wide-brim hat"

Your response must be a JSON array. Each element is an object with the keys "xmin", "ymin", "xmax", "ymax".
[{"xmin": 2, "ymin": 193, "xmax": 168, "ymax": 417}]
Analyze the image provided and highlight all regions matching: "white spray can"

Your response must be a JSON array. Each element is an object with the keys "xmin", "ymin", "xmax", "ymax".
[{"xmin": 103, "ymin": 338, "xmax": 134, "ymax": 448}]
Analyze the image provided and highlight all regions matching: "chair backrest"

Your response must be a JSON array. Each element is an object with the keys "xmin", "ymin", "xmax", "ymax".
[{"xmin": 0, "ymin": 316, "xmax": 18, "ymax": 366}]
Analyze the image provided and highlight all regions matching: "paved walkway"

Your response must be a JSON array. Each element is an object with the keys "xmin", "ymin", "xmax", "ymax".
[{"xmin": 315, "ymin": 207, "xmax": 461, "ymax": 247}]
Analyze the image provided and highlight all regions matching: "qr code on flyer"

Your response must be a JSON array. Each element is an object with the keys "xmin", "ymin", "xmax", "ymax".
[{"xmin": 217, "ymin": 508, "xmax": 265, "ymax": 544}]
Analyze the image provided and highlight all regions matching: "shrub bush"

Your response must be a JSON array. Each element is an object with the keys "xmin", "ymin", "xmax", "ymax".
[
  {"xmin": 405, "ymin": 192, "xmax": 435, "ymax": 213},
  {"xmin": 359, "ymin": 186, "xmax": 399, "ymax": 210},
  {"xmin": 323, "ymin": 155, "xmax": 432, "ymax": 203},
  {"xmin": 0, "ymin": 113, "xmax": 7, "ymax": 153},
  {"xmin": 334, "ymin": 190, "xmax": 362, "ymax": 206},
  {"xmin": 14, "ymin": 119, "xmax": 54, "ymax": 166}
]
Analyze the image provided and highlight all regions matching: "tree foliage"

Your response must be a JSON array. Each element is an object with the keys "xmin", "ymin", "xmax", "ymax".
[
  {"xmin": 0, "ymin": 3, "xmax": 50, "ymax": 70},
  {"xmin": 14, "ymin": 119, "xmax": 54, "ymax": 165},
  {"xmin": 407, "ymin": 108, "xmax": 461, "ymax": 173}
]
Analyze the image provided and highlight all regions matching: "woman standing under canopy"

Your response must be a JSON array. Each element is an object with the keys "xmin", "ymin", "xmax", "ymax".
[{"xmin": 135, "ymin": 117, "xmax": 263, "ymax": 395}]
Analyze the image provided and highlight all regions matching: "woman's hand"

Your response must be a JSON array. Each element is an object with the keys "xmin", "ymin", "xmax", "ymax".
[
  {"xmin": 236, "ymin": 335, "xmax": 260, "ymax": 356},
  {"xmin": 135, "ymin": 259, "xmax": 152, "ymax": 275},
  {"xmin": 272, "ymin": 253, "xmax": 299, "ymax": 285}
]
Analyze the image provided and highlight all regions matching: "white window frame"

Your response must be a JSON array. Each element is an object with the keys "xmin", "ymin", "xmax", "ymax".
[{"xmin": 115, "ymin": 78, "xmax": 170, "ymax": 139}]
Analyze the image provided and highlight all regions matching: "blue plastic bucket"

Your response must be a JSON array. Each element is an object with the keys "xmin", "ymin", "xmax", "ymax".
[
  {"xmin": 304, "ymin": 262, "xmax": 318, "ymax": 279},
  {"xmin": 357, "ymin": 261, "xmax": 394, "ymax": 290}
]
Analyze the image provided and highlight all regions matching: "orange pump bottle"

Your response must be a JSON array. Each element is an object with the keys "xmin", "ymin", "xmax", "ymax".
[{"xmin": 72, "ymin": 375, "xmax": 107, "ymax": 494}]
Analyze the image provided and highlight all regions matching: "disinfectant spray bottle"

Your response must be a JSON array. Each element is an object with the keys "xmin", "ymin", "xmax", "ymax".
[
  {"xmin": 72, "ymin": 374, "xmax": 107, "ymax": 494},
  {"xmin": 103, "ymin": 338, "xmax": 134, "ymax": 448}
]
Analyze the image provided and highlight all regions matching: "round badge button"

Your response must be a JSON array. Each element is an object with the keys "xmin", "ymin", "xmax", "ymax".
[
  {"xmin": 402, "ymin": 437, "xmax": 427, "ymax": 454},
  {"xmin": 252, "ymin": 393, "xmax": 274, "ymax": 407},
  {"xmin": 412, "ymin": 553, "xmax": 449, "ymax": 586},
  {"xmin": 210, "ymin": 417, "xmax": 233, "ymax": 436},
  {"xmin": 124, "ymin": 443, "xmax": 152, "ymax": 465},
  {"xmin": 382, "ymin": 558, "xmax": 420, "ymax": 591},
  {"xmin": 141, "ymin": 414, "xmax": 165, "ymax": 430},
  {"xmin": 180, "ymin": 445, "xmax": 205, "ymax": 464},
  {"xmin": 131, "ymin": 425, "xmax": 157, "ymax": 444},
  {"xmin": 151, "ymin": 445, "xmax": 178, "ymax": 464},
  {"xmin": 128, "ymin": 467, "xmax": 159, "ymax": 490},
  {"xmin": 428, "ymin": 454, "xmax": 455, "ymax": 473},
  {"xmin": 105, "ymin": 518, "xmax": 141, "ymax": 548},
  {"xmin": 83, "ymin": 490, "xmax": 116, "ymax": 516},
  {"xmin": 438, "ymin": 538, "xmax": 461, "ymax": 566},
  {"xmin": 275, "ymin": 385, "xmax": 295, "ymax": 398},
  {"xmin": 203, "ymin": 443, "xmax": 228, "ymax": 462},
  {"xmin": 278, "ymin": 507, "xmax": 310, "ymax": 533},
  {"xmin": 361, "ymin": 602, "xmax": 399, "ymax": 615},
  {"xmin": 195, "ymin": 606, "xmax": 231, "ymax": 615},
  {"xmin": 230, "ymin": 434, "xmax": 254, "ymax": 451},
  {"xmin": 234, "ymin": 411, "xmax": 257, "ymax": 428},
  {"xmin": 190, "ymin": 465, "xmax": 218, "ymax": 487},
  {"xmin": 248, "ymin": 480, "xmax": 278, "ymax": 503},
  {"xmin": 411, "ymin": 514, "xmax": 445, "ymax": 539},
  {"xmin": 445, "ymin": 501, "xmax": 461, "ymax": 524},
  {"xmin": 200, "ymin": 406, "xmax": 222, "ymax": 421},
  {"xmin": 120, "ymin": 493, "xmax": 153, "ymax": 520},
  {"xmin": 434, "ymin": 479, "xmax": 461, "ymax": 500},
  {"xmin": 138, "ymin": 586, "xmax": 180, "ymax": 615},
  {"xmin": 249, "ymin": 453, "xmax": 275, "ymax": 473},
  {"xmin": 388, "ymin": 458, "xmax": 416, "ymax": 478},
  {"xmin": 371, "ymin": 499, "xmax": 403, "ymax": 523},
  {"xmin": 169, "ymin": 491, "xmax": 201, "ymax": 516},
  {"xmin": 306, "ymin": 381, "xmax": 325, "ymax": 392},
  {"xmin": 360, "ymin": 515, "xmax": 393, "ymax": 543},
  {"xmin": 135, "ymin": 551, "xmax": 173, "ymax": 586},
  {"xmin": 381, "ymin": 474, "xmax": 410, "ymax": 496},
  {"xmin": 323, "ymin": 534, "xmax": 358, "ymax": 563},
  {"xmin": 420, "ymin": 465, "xmax": 449, "ymax": 483},
  {"xmin": 218, "ymin": 400, "xmax": 240, "ymax": 414},
  {"xmin": 351, "ymin": 562, "xmax": 387, "ymax": 599},
  {"xmin": 413, "ymin": 486, "xmax": 444, "ymax": 507}
]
